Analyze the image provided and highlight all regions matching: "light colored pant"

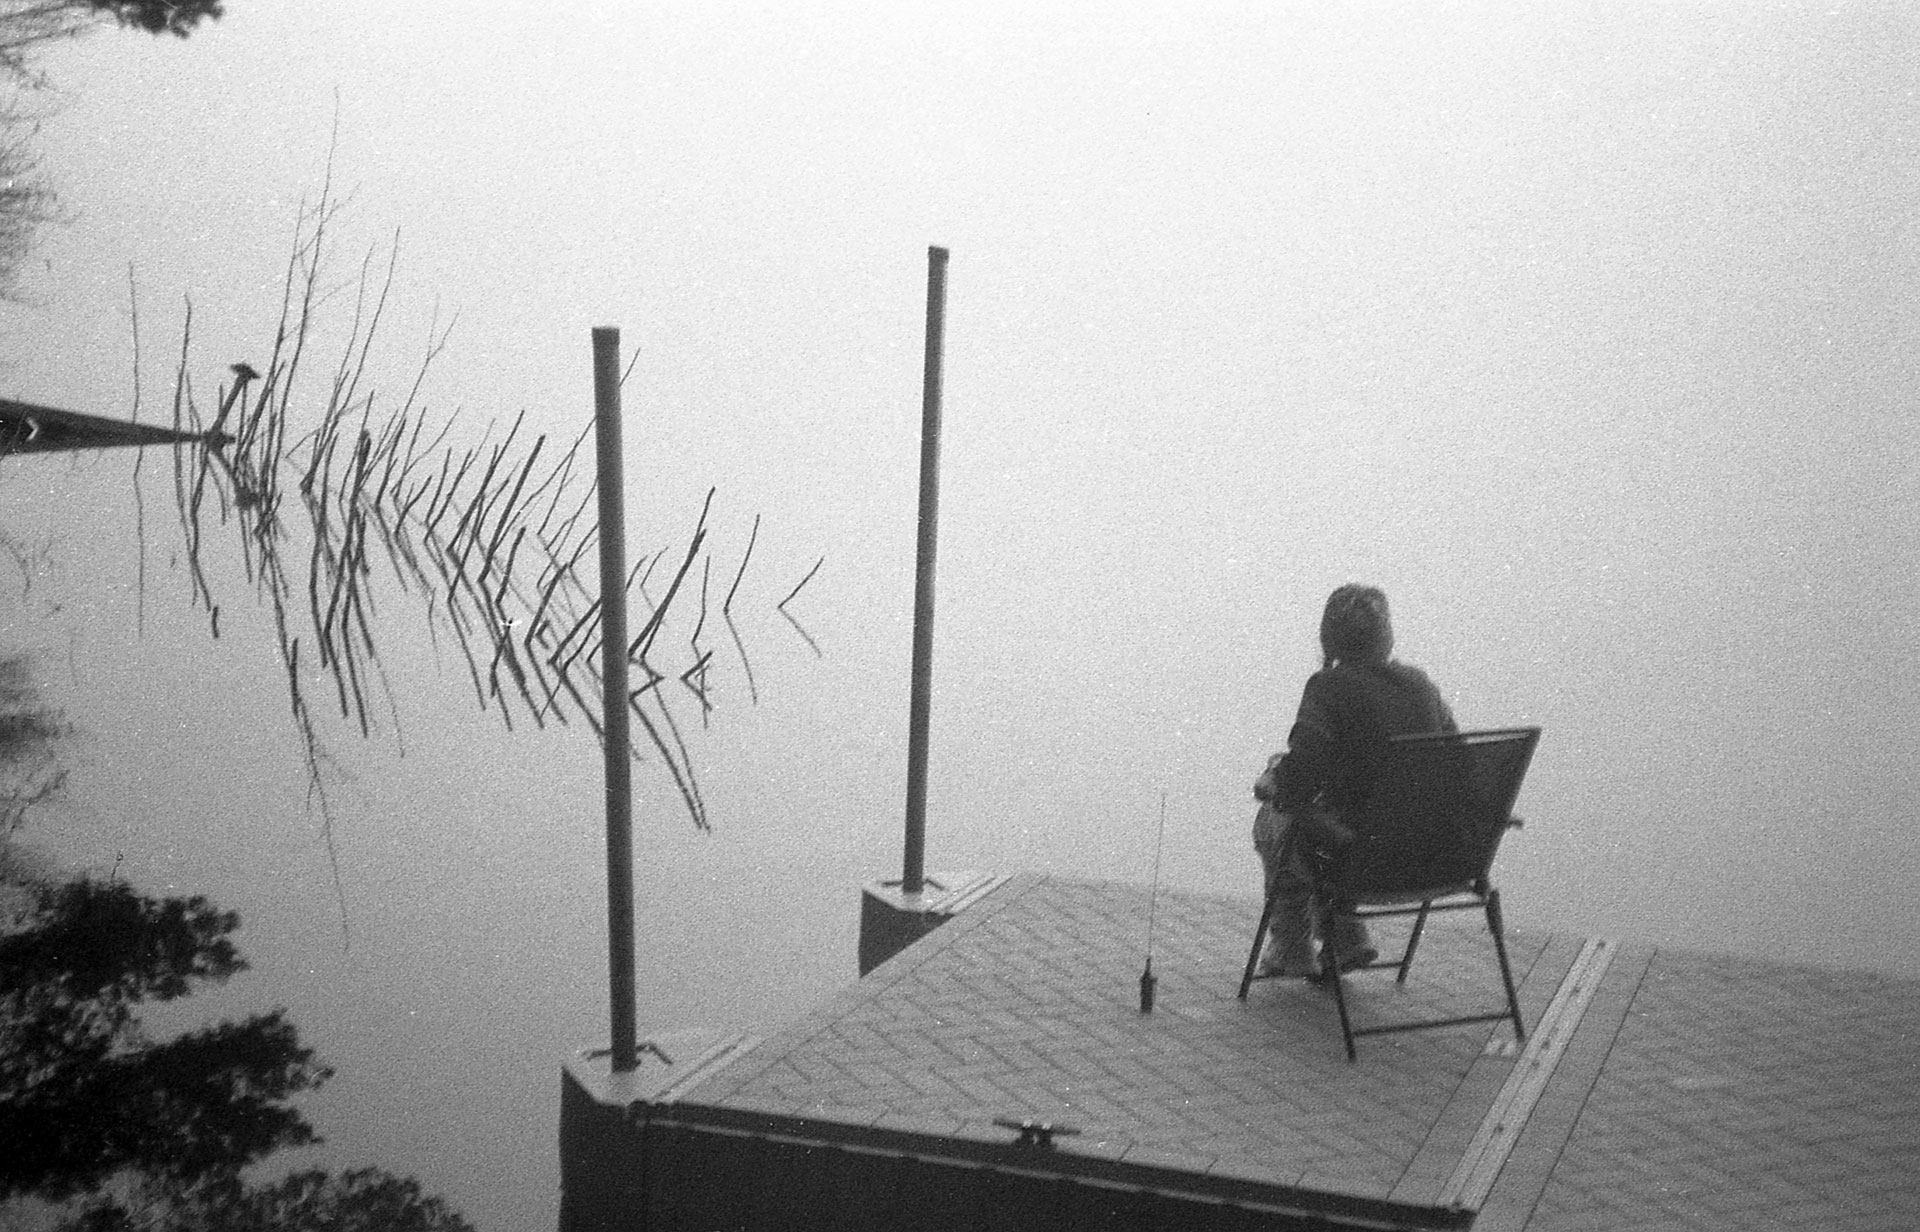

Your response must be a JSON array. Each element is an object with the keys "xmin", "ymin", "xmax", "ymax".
[{"xmin": 1253, "ymin": 803, "xmax": 1371, "ymax": 964}]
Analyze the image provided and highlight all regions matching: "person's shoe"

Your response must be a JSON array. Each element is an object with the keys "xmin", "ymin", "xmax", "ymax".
[
  {"xmin": 1255, "ymin": 943, "xmax": 1319, "ymax": 979},
  {"xmin": 1333, "ymin": 946, "xmax": 1379, "ymax": 973}
]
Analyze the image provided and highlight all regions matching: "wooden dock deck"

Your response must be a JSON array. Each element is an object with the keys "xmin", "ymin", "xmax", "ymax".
[{"xmin": 560, "ymin": 874, "xmax": 1920, "ymax": 1230}]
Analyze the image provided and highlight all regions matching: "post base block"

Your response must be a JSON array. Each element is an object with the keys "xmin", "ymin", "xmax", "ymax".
[
  {"xmin": 558, "ymin": 1028, "xmax": 758, "ymax": 1232},
  {"xmin": 857, "ymin": 871, "xmax": 1004, "ymax": 976}
]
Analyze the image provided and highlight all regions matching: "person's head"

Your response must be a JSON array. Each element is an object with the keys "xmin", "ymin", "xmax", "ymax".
[{"xmin": 1320, "ymin": 584, "xmax": 1393, "ymax": 668}]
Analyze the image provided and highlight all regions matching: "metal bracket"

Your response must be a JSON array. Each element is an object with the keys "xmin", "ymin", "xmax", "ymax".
[
  {"xmin": 992, "ymin": 1117, "xmax": 1081, "ymax": 1150},
  {"xmin": 584, "ymin": 1040, "xmax": 676, "ymax": 1067}
]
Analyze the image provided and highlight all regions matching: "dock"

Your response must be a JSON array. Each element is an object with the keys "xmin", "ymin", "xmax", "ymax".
[{"xmin": 560, "ymin": 874, "xmax": 1920, "ymax": 1230}]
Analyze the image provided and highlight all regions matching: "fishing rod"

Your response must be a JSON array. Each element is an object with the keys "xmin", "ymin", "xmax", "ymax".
[{"xmin": 1141, "ymin": 790, "xmax": 1168, "ymax": 1013}]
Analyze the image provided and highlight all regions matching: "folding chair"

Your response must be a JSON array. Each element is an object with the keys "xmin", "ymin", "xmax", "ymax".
[{"xmin": 1237, "ymin": 727, "xmax": 1541, "ymax": 1061}]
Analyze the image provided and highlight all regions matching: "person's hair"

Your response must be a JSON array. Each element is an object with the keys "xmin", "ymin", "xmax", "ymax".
[{"xmin": 1320, "ymin": 584, "xmax": 1393, "ymax": 668}]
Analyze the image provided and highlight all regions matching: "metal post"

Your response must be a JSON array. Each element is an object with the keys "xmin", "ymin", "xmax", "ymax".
[
  {"xmin": 592, "ymin": 326, "xmax": 638, "ymax": 1074},
  {"xmin": 903, "ymin": 246, "xmax": 948, "ymax": 896}
]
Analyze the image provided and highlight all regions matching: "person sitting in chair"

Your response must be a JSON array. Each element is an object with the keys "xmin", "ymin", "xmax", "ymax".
[{"xmin": 1252, "ymin": 583, "xmax": 1457, "ymax": 978}]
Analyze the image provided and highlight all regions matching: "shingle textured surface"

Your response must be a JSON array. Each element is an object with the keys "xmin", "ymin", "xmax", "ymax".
[{"xmin": 682, "ymin": 875, "xmax": 1920, "ymax": 1230}]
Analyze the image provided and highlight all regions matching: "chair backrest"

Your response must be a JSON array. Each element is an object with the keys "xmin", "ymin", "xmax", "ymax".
[{"xmin": 1322, "ymin": 727, "xmax": 1541, "ymax": 903}]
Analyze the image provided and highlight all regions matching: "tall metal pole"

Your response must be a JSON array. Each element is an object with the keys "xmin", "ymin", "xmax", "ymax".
[
  {"xmin": 903, "ymin": 246, "xmax": 949, "ymax": 896},
  {"xmin": 592, "ymin": 326, "xmax": 638, "ymax": 1074}
]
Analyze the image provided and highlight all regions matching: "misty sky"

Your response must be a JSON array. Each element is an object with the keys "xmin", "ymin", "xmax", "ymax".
[{"xmin": 11, "ymin": 0, "xmax": 1903, "ymax": 938}]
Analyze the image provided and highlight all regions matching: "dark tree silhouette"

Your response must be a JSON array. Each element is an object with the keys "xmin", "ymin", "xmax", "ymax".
[
  {"xmin": 82, "ymin": 0, "xmax": 223, "ymax": 37},
  {"xmin": 0, "ymin": 873, "xmax": 479, "ymax": 1231},
  {"xmin": 0, "ymin": 656, "xmax": 473, "ymax": 1231},
  {"xmin": 0, "ymin": 877, "xmax": 331, "ymax": 1203},
  {"xmin": 57, "ymin": 1168, "xmax": 476, "ymax": 1232},
  {"xmin": 0, "ymin": 0, "xmax": 225, "ymax": 295}
]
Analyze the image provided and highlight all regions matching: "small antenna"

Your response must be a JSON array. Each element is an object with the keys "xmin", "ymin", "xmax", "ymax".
[{"xmin": 1141, "ymin": 790, "xmax": 1168, "ymax": 1013}]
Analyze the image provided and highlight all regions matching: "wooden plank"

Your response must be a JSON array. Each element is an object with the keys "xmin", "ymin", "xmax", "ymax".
[{"xmin": 1438, "ymin": 936, "xmax": 1620, "ymax": 1210}]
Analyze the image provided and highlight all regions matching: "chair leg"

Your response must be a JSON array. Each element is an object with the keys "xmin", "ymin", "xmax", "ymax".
[
  {"xmin": 1321, "ymin": 902, "xmax": 1359, "ymax": 1062},
  {"xmin": 1397, "ymin": 900, "xmax": 1433, "ymax": 985},
  {"xmin": 1484, "ymin": 888, "xmax": 1526, "ymax": 1043},
  {"xmin": 1238, "ymin": 875, "xmax": 1281, "ymax": 1000}
]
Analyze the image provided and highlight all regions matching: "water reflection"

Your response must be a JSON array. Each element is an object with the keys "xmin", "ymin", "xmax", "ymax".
[{"xmin": 83, "ymin": 189, "xmax": 830, "ymax": 849}]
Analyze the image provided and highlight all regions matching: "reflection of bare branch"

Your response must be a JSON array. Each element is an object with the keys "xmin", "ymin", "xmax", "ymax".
[
  {"xmin": 10, "ymin": 177, "xmax": 824, "ymax": 844},
  {"xmin": 679, "ymin": 649, "xmax": 714, "ymax": 719},
  {"xmin": 725, "ymin": 614, "xmax": 758, "ymax": 706},
  {"xmin": 0, "ymin": 534, "xmax": 53, "ymax": 602},
  {"xmin": 630, "ymin": 687, "xmax": 707, "ymax": 832},
  {"xmin": 127, "ymin": 266, "xmax": 148, "ymax": 638},
  {"xmin": 778, "ymin": 605, "xmax": 823, "ymax": 659}
]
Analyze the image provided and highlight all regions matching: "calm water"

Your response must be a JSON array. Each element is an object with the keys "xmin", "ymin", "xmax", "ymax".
[
  {"xmin": 6, "ymin": 7, "xmax": 1920, "ymax": 1230},
  {"xmin": 11, "ymin": 351, "xmax": 1919, "ymax": 1229}
]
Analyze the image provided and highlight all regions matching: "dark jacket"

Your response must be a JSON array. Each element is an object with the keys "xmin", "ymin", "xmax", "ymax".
[{"xmin": 1272, "ymin": 660, "xmax": 1456, "ymax": 817}]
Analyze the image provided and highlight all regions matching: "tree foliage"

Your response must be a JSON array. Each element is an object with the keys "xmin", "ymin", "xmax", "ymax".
[
  {"xmin": 0, "ymin": 108, "xmax": 60, "ymax": 299},
  {"xmin": 0, "ymin": 656, "xmax": 474, "ymax": 1231},
  {"xmin": 81, "ymin": 1, "xmax": 223, "ymax": 38},
  {"xmin": 0, "ymin": 877, "xmax": 331, "ymax": 1203},
  {"xmin": 0, "ymin": 874, "xmax": 481, "ymax": 1230},
  {"xmin": 0, "ymin": 0, "xmax": 222, "ymax": 79},
  {"xmin": 0, "ymin": 0, "xmax": 224, "ymax": 294},
  {"xmin": 0, "ymin": 653, "xmax": 66, "ymax": 839},
  {"xmin": 61, "ymin": 1168, "xmax": 478, "ymax": 1232}
]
